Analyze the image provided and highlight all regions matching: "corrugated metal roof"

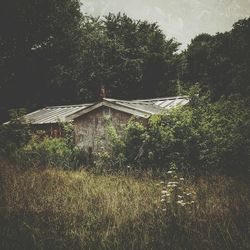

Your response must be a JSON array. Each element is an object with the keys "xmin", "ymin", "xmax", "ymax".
[
  {"xmin": 23, "ymin": 104, "xmax": 92, "ymax": 124},
  {"xmin": 104, "ymin": 96, "xmax": 189, "ymax": 115},
  {"xmin": 22, "ymin": 96, "xmax": 189, "ymax": 124}
]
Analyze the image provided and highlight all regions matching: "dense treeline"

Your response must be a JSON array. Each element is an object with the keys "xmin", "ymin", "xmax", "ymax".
[
  {"xmin": 182, "ymin": 18, "xmax": 250, "ymax": 99},
  {"xmin": 1, "ymin": 0, "xmax": 249, "ymax": 123}
]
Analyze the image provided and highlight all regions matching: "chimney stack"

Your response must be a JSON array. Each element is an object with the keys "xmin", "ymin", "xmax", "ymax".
[{"xmin": 100, "ymin": 85, "xmax": 106, "ymax": 100}]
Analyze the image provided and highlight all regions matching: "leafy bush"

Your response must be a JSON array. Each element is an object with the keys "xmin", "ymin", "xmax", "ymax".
[
  {"xmin": 0, "ymin": 119, "xmax": 88, "ymax": 169},
  {"xmin": 197, "ymin": 96, "xmax": 250, "ymax": 171},
  {"xmin": 15, "ymin": 134, "xmax": 89, "ymax": 170},
  {"xmin": 15, "ymin": 136, "xmax": 71, "ymax": 168},
  {"xmin": 106, "ymin": 92, "xmax": 250, "ymax": 173},
  {"xmin": 0, "ymin": 109, "xmax": 31, "ymax": 157}
]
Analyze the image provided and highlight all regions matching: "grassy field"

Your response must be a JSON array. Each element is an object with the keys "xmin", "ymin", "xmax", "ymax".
[{"xmin": 0, "ymin": 163, "xmax": 249, "ymax": 250}]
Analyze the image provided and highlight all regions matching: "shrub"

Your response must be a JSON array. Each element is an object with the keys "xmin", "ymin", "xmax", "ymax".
[
  {"xmin": 0, "ymin": 109, "xmax": 31, "ymax": 157},
  {"xmin": 105, "ymin": 92, "xmax": 250, "ymax": 173},
  {"xmin": 15, "ymin": 136, "xmax": 72, "ymax": 168},
  {"xmin": 15, "ymin": 134, "xmax": 89, "ymax": 170}
]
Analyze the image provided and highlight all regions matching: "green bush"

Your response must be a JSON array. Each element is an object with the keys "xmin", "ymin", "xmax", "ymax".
[
  {"xmin": 15, "ymin": 135, "xmax": 89, "ymax": 170},
  {"xmin": 0, "ymin": 109, "xmax": 31, "ymax": 157},
  {"xmin": 197, "ymin": 96, "xmax": 250, "ymax": 172},
  {"xmin": 106, "ymin": 92, "xmax": 250, "ymax": 173},
  {"xmin": 15, "ymin": 136, "xmax": 71, "ymax": 168}
]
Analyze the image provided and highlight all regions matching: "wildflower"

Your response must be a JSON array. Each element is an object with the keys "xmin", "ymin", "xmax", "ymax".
[
  {"xmin": 167, "ymin": 183, "xmax": 177, "ymax": 188},
  {"xmin": 178, "ymin": 195, "xmax": 183, "ymax": 199},
  {"xmin": 161, "ymin": 190, "xmax": 168, "ymax": 194},
  {"xmin": 179, "ymin": 177, "xmax": 184, "ymax": 181},
  {"xmin": 127, "ymin": 165, "xmax": 130, "ymax": 169},
  {"xmin": 162, "ymin": 208, "xmax": 167, "ymax": 212},
  {"xmin": 167, "ymin": 171, "xmax": 173, "ymax": 174},
  {"xmin": 160, "ymin": 181, "xmax": 165, "ymax": 184},
  {"xmin": 161, "ymin": 199, "xmax": 166, "ymax": 202}
]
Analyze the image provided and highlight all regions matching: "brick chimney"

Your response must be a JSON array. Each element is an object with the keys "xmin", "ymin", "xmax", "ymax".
[{"xmin": 100, "ymin": 85, "xmax": 106, "ymax": 100}]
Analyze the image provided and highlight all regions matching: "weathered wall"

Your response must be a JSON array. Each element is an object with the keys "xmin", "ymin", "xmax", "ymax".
[
  {"xmin": 31, "ymin": 124, "xmax": 62, "ymax": 138},
  {"xmin": 74, "ymin": 107, "xmax": 145, "ymax": 151}
]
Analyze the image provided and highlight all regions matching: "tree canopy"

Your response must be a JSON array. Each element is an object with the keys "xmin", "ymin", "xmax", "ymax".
[
  {"xmin": 0, "ymin": 0, "xmax": 84, "ymax": 120},
  {"xmin": 181, "ymin": 17, "xmax": 250, "ymax": 99},
  {"xmin": 76, "ymin": 13, "xmax": 180, "ymax": 101},
  {"xmin": 0, "ymin": 0, "xmax": 249, "ymax": 122}
]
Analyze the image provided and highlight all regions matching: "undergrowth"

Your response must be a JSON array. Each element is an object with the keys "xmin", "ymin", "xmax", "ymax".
[{"xmin": 0, "ymin": 163, "xmax": 249, "ymax": 250}]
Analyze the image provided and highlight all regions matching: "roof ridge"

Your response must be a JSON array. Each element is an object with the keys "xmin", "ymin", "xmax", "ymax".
[
  {"xmin": 44, "ymin": 103, "xmax": 93, "ymax": 109},
  {"xmin": 103, "ymin": 96, "xmax": 188, "ymax": 103},
  {"xmin": 104, "ymin": 100, "xmax": 155, "ymax": 115}
]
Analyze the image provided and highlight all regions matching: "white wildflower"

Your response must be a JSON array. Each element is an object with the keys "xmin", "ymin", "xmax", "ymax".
[{"xmin": 167, "ymin": 183, "xmax": 177, "ymax": 188}]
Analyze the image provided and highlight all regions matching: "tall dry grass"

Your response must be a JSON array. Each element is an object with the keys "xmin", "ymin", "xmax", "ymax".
[{"xmin": 0, "ymin": 163, "xmax": 249, "ymax": 250}]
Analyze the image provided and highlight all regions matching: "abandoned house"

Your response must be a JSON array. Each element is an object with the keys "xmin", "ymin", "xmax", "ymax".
[{"xmin": 22, "ymin": 96, "xmax": 189, "ymax": 150}]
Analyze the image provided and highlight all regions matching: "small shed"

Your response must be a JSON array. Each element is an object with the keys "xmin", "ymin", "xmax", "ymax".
[{"xmin": 23, "ymin": 96, "xmax": 189, "ymax": 150}]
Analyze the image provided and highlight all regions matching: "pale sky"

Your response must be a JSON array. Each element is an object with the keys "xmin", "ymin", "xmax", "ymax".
[{"xmin": 81, "ymin": 0, "xmax": 250, "ymax": 50}]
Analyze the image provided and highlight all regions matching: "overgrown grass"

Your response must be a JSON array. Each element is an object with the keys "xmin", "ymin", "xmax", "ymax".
[{"xmin": 0, "ymin": 163, "xmax": 249, "ymax": 250}]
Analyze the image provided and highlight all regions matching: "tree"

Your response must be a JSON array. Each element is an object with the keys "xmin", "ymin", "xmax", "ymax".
[
  {"xmin": 0, "ymin": 0, "xmax": 84, "ymax": 122},
  {"xmin": 181, "ymin": 17, "xmax": 250, "ymax": 99},
  {"xmin": 182, "ymin": 33, "xmax": 212, "ymax": 87},
  {"xmin": 77, "ymin": 13, "xmax": 180, "ymax": 101}
]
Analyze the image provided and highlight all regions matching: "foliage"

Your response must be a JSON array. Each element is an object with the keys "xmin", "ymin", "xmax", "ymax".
[
  {"xmin": 14, "ymin": 128, "xmax": 89, "ymax": 169},
  {"xmin": 92, "ymin": 119, "xmax": 126, "ymax": 171},
  {"xmin": 15, "ymin": 136, "xmax": 73, "ymax": 169},
  {"xmin": 181, "ymin": 17, "xmax": 250, "ymax": 99},
  {"xmin": 0, "ymin": 118, "xmax": 87, "ymax": 169},
  {"xmin": 78, "ymin": 13, "xmax": 180, "ymax": 101},
  {"xmin": 0, "ymin": 0, "xmax": 84, "ymax": 121},
  {"xmin": 106, "ymin": 91, "xmax": 250, "ymax": 173},
  {"xmin": 0, "ymin": 109, "xmax": 31, "ymax": 157},
  {"xmin": 0, "ymin": 9, "xmax": 181, "ymax": 123},
  {"xmin": 0, "ymin": 4, "xmax": 249, "ymax": 124}
]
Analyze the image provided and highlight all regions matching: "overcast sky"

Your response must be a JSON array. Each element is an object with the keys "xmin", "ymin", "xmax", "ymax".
[{"xmin": 81, "ymin": 0, "xmax": 250, "ymax": 50}]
